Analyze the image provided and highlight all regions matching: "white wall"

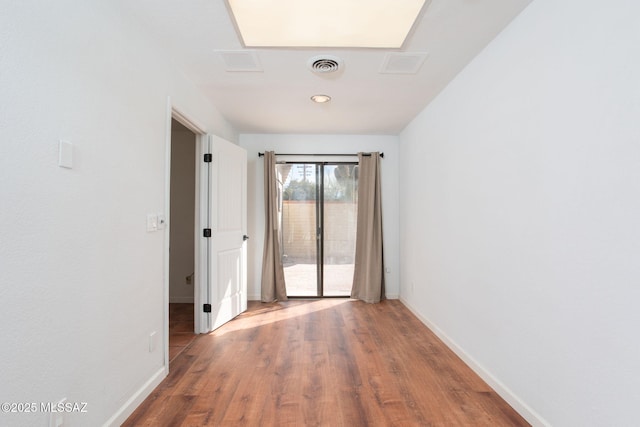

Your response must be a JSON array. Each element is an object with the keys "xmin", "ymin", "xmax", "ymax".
[
  {"xmin": 399, "ymin": 0, "xmax": 640, "ymax": 425},
  {"xmin": 239, "ymin": 134, "xmax": 400, "ymax": 300},
  {"xmin": 0, "ymin": 2, "xmax": 235, "ymax": 426},
  {"xmin": 169, "ymin": 123, "xmax": 196, "ymax": 303}
]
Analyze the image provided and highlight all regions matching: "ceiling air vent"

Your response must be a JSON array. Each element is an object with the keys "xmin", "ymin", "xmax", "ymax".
[
  {"xmin": 308, "ymin": 55, "xmax": 343, "ymax": 74},
  {"xmin": 216, "ymin": 50, "xmax": 263, "ymax": 72},
  {"xmin": 379, "ymin": 52, "xmax": 429, "ymax": 74}
]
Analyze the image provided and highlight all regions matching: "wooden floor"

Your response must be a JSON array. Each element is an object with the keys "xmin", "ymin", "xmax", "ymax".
[
  {"xmin": 169, "ymin": 303, "xmax": 196, "ymax": 362},
  {"xmin": 125, "ymin": 299, "xmax": 529, "ymax": 426}
]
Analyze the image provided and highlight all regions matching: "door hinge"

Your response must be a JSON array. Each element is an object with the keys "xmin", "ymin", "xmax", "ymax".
[
  {"xmin": 204, "ymin": 153, "xmax": 212, "ymax": 163},
  {"xmin": 203, "ymin": 228, "xmax": 212, "ymax": 237},
  {"xmin": 203, "ymin": 304, "xmax": 212, "ymax": 313}
]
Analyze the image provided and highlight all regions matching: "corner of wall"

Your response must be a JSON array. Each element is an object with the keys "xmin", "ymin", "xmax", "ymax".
[
  {"xmin": 398, "ymin": 297, "xmax": 550, "ymax": 427},
  {"xmin": 103, "ymin": 368, "xmax": 166, "ymax": 427}
]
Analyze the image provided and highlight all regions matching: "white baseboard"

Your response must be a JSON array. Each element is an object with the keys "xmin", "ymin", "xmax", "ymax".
[
  {"xmin": 247, "ymin": 294, "xmax": 398, "ymax": 301},
  {"xmin": 169, "ymin": 296, "xmax": 194, "ymax": 303},
  {"xmin": 103, "ymin": 367, "xmax": 166, "ymax": 427},
  {"xmin": 399, "ymin": 297, "xmax": 550, "ymax": 427}
]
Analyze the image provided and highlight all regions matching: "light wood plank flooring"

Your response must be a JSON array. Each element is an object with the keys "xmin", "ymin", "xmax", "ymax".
[
  {"xmin": 169, "ymin": 303, "xmax": 196, "ymax": 362},
  {"xmin": 125, "ymin": 299, "xmax": 529, "ymax": 426}
]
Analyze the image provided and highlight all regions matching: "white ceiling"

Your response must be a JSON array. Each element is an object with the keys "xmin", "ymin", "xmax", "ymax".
[{"xmin": 121, "ymin": 0, "xmax": 531, "ymax": 135}]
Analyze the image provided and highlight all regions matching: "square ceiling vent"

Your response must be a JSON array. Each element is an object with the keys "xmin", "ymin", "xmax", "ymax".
[
  {"xmin": 216, "ymin": 50, "xmax": 263, "ymax": 72},
  {"xmin": 379, "ymin": 52, "xmax": 429, "ymax": 74}
]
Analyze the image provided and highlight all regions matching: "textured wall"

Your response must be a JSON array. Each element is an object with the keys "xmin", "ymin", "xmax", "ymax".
[
  {"xmin": 0, "ymin": 2, "xmax": 235, "ymax": 425},
  {"xmin": 399, "ymin": 0, "xmax": 640, "ymax": 425}
]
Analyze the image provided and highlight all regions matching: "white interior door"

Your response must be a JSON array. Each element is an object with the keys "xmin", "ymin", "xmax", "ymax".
[{"xmin": 205, "ymin": 135, "xmax": 247, "ymax": 331}]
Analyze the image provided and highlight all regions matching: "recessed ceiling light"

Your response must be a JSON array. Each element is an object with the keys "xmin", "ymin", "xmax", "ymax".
[
  {"xmin": 311, "ymin": 95, "xmax": 331, "ymax": 103},
  {"xmin": 226, "ymin": 0, "xmax": 428, "ymax": 48}
]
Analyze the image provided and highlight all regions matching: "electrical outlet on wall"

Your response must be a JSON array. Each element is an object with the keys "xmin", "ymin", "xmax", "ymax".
[
  {"xmin": 49, "ymin": 398, "xmax": 67, "ymax": 427},
  {"xmin": 146, "ymin": 214, "xmax": 158, "ymax": 232},
  {"xmin": 149, "ymin": 331, "xmax": 157, "ymax": 352}
]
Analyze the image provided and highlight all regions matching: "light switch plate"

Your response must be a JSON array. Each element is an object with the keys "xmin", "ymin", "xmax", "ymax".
[{"xmin": 58, "ymin": 140, "xmax": 73, "ymax": 169}]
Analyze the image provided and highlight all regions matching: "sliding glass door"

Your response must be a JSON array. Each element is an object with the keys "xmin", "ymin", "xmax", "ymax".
[{"xmin": 277, "ymin": 162, "xmax": 358, "ymax": 297}]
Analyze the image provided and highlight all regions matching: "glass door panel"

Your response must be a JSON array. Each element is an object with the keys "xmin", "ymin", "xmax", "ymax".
[
  {"xmin": 322, "ymin": 164, "xmax": 358, "ymax": 296},
  {"xmin": 278, "ymin": 163, "xmax": 318, "ymax": 296}
]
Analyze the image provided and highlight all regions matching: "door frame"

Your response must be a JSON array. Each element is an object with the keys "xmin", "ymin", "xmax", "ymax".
[
  {"xmin": 277, "ymin": 160, "xmax": 358, "ymax": 298},
  {"xmin": 163, "ymin": 98, "xmax": 209, "ymax": 372}
]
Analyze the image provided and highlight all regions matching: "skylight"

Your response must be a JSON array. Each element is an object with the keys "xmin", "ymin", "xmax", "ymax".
[{"xmin": 226, "ymin": 0, "xmax": 427, "ymax": 48}]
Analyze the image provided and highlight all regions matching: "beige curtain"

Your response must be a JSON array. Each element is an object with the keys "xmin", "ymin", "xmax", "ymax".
[
  {"xmin": 260, "ymin": 152, "xmax": 288, "ymax": 302},
  {"xmin": 351, "ymin": 152, "xmax": 385, "ymax": 303}
]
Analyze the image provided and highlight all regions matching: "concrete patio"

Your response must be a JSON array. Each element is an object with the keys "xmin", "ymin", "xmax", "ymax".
[{"xmin": 283, "ymin": 263, "xmax": 354, "ymax": 296}]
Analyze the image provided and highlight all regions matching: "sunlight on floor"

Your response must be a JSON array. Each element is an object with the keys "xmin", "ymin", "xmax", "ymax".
[{"xmin": 210, "ymin": 299, "xmax": 353, "ymax": 336}]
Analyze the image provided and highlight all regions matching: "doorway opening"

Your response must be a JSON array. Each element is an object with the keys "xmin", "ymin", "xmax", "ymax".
[
  {"xmin": 277, "ymin": 162, "xmax": 358, "ymax": 297},
  {"xmin": 168, "ymin": 118, "xmax": 197, "ymax": 361}
]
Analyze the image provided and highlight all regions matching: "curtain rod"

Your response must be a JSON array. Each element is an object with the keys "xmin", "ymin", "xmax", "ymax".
[{"xmin": 258, "ymin": 152, "xmax": 383, "ymax": 158}]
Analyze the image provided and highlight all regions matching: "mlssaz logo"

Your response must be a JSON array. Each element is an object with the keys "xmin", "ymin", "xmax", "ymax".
[{"xmin": 41, "ymin": 402, "xmax": 88, "ymax": 413}]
